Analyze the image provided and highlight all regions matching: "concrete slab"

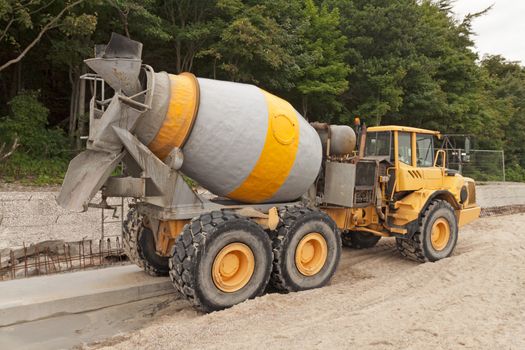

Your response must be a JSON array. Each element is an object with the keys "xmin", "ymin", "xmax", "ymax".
[
  {"xmin": 0, "ymin": 265, "xmax": 175, "ymax": 327},
  {"xmin": 0, "ymin": 294, "xmax": 189, "ymax": 350}
]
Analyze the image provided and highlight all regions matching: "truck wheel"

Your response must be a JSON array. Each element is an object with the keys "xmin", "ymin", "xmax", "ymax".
[
  {"xmin": 341, "ymin": 230, "xmax": 353, "ymax": 248},
  {"xmin": 137, "ymin": 225, "xmax": 170, "ymax": 276},
  {"xmin": 396, "ymin": 199, "xmax": 458, "ymax": 262},
  {"xmin": 270, "ymin": 207, "xmax": 341, "ymax": 293},
  {"xmin": 169, "ymin": 211, "xmax": 272, "ymax": 313},
  {"xmin": 122, "ymin": 207, "xmax": 144, "ymax": 269},
  {"xmin": 122, "ymin": 208, "xmax": 169, "ymax": 276},
  {"xmin": 341, "ymin": 231, "xmax": 381, "ymax": 249}
]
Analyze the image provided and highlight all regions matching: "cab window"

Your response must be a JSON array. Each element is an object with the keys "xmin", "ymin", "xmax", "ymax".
[
  {"xmin": 416, "ymin": 134, "xmax": 434, "ymax": 167},
  {"xmin": 365, "ymin": 132, "xmax": 391, "ymax": 158},
  {"xmin": 398, "ymin": 132, "xmax": 412, "ymax": 165}
]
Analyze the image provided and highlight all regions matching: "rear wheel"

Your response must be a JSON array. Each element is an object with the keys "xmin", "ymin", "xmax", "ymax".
[
  {"xmin": 137, "ymin": 225, "xmax": 170, "ymax": 276},
  {"xmin": 122, "ymin": 208, "xmax": 169, "ymax": 276},
  {"xmin": 396, "ymin": 199, "xmax": 458, "ymax": 262},
  {"xmin": 169, "ymin": 211, "xmax": 272, "ymax": 313},
  {"xmin": 270, "ymin": 206, "xmax": 341, "ymax": 293},
  {"xmin": 341, "ymin": 230, "xmax": 381, "ymax": 249},
  {"xmin": 122, "ymin": 208, "xmax": 143, "ymax": 269}
]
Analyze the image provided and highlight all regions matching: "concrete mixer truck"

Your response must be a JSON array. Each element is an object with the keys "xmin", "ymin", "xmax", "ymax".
[{"xmin": 58, "ymin": 34, "xmax": 480, "ymax": 312}]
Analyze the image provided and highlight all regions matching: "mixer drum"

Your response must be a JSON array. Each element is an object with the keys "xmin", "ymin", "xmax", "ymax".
[{"xmin": 136, "ymin": 72, "xmax": 323, "ymax": 204}]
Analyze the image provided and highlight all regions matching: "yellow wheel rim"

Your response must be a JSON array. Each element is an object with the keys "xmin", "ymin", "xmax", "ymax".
[
  {"xmin": 295, "ymin": 233, "xmax": 328, "ymax": 276},
  {"xmin": 212, "ymin": 243, "xmax": 255, "ymax": 293},
  {"xmin": 431, "ymin": 218, "xmax": 451, "ymax": 251}
]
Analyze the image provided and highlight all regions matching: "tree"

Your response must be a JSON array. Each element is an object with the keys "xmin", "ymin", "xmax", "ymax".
[
  {"xmin": 294, "ymin": 0, "xmax": 349, "ymax": 120},
  {"xmin": 0, "ymin": 137, "xmax": 19, "ymax": 161},
  {"xmin": 199, "ymin": 0, "xmax": 299, "ymax": 90},
  {"xmin": 0, "ymin": 0, "xmax": 86, "ymax": 72},
  {"xmin": 46, "ymin": 9, "xmax": 97, "ymax": 143},
  {"xmin": 481, "ymin": 56, "xmax": 525, "ymax": 170},
  {"xmin": 149, "ymin": 0, "xmax": 220, "ymax": 73}
]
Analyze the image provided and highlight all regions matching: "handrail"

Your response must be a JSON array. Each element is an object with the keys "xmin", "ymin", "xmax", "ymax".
[{"xmin": 434, "ymin": 149, "xmax": 447, "ymax": 168}]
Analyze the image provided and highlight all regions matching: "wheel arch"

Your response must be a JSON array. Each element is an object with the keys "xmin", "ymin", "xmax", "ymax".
[
  {"xmin": 412, "ymin": 190, "xmax": 460, "ymax": 236},
  {"xmin": 421, "ymin": 190, "xmax": 461, "ymax": 215},
  {"xmin": 390, "ymin": 190, "xmax": 460, "ymax": 238}
]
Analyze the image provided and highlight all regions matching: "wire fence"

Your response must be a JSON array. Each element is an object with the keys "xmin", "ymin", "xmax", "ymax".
[{"xmin": 446, "ymin": 149, "xmax": 506, "ymax": 181}]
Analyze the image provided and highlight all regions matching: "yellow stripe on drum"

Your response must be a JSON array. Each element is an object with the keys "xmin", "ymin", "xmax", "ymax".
[
  {"xmin": 148, "ymin": 73, "xmax": 199, "ymax": 160},
  {"xmin": 227, "ymin": 90, "xmax": 300, "ymax": 203}
]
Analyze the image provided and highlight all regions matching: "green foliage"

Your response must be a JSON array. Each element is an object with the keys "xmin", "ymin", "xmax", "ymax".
[
  {"xmin": 294, "ymin": 0, "xmax": 349, "ymax": 120},
  {"xmin": 0, "ymin": 91, "xmax": 68, "ymax": 157},
  {"xmin": 0, "ymin": 153, "xmax": 68, "ymax": 184},
  {"xmin": 480, "ymin": 55, "xmax": 525, "ymax": 166},
  {"xmin": 506, "ymin": 164, "xmax": 525, "ymax": 183},
  {"xmin": 0, "ymin": 91, "xmax": 69, "ymax": 183}
]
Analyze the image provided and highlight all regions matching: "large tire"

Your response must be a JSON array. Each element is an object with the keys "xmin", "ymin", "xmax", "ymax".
[
  {"xmin": 122, "ymin": 208, "xmax": 169, "ymax": 276},
  {"xmin": 169, "ymin": 211, "xmax": 273, "ymax": 313},
  {"xmin": 137, "ymin": 225, "xmax": 170, "ymax": 276},
  {"xmin": 122, "ymin": 208, "xmax": 144, "ymax": 269},
  {"xmin": 396, "ymin": 199, "xmax": 458, "ymax": 262},
  {"xmin": 270, "ymin": 206, "xmax": 341, "ymax": 293},
  {"xmin": 341, "ymin": 230, "xmax": 353, "ymax": 248},
  {"xmin": 341, "ymin": 231, "xmax": 381, "ymax": 249}
]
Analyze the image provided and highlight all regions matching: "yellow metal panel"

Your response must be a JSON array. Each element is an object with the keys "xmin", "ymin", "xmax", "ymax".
[
  {"xmin": 391, "ymin": 189, "xmax": 434, "ymax": 226},
  {"xmin": 156, "ymin": 219, "xmax": 190, "ymax": 256},
  {"xmin": 368, "ymin": 125, "xmax": 440, "ymax": 135},
  {"xmin": 148, "ymin": 73, "xmax": 199, "ymax": 160},
  {"xmin": 442, "ymin": 175, "xmax": 464, "ymax": 203},
  {"xmin": 456, "ymin": 206, "xmax": 481, "ymax": 227},
  {"xmin": 397, "ymin": 162, "xmax": 445, "ymax": 192},
  {"xmin": 411, "ymin": 132, "xmax": 417, "ymax": 167},
  {"xmin": 321, "ymin": 207, "xmax": 379, "ymax": 230},
  {"xmin": 322, "ymin": 207, "xmax": 349, "ymax": 228},
  {"xmin": 227, "ymin": 90, "xmax": 300, "ymax": 203}
]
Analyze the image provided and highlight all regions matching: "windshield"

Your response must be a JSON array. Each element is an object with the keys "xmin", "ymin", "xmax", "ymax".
[{"xmin": 365, "ymin": 131, "xmax": 391, "ymax": 158}]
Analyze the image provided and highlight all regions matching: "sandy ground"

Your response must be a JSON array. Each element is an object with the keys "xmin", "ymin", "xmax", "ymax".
[{"xmin": 88, "ymin": 214, "xmax": 525, "ymax": 350}]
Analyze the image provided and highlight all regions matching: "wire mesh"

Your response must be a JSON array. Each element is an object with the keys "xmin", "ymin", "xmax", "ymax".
[
  {"xmin": 0, "ymin": 237, "xmax": 128, "ymax": 281},
  {"xmin": 445, "ymin": 149, "xmax": 505, "ymax": 181}
]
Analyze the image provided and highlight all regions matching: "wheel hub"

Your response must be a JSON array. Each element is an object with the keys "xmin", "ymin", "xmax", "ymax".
[
  {"xmin": 431, "ymin": 218, "xmax": 451, "ymax": 251},
  {"xmin": 295, "ymin": 233, "xmax": 328, "ymax": 276},
  {"xmin": 212, "ymin": 243, "xmax": 255, "ymax": 293}
]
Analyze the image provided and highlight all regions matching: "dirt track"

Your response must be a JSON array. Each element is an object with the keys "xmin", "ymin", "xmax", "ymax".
[{"xmin": 92, "ymin": 214, "xmax": 525, "ymax": 350}]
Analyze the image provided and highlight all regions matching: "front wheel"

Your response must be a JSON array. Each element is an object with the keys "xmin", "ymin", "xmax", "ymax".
[{"xmin": 396, "ymin": 200, "xmax": 458, "ymax": 262}]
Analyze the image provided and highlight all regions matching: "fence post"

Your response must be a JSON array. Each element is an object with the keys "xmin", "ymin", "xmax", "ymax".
[{"xmin": 502, "ymin": 150, "xmax": 506, "ymax": 182}]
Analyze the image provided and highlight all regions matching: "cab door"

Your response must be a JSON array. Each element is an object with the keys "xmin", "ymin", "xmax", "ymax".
[
  {"xmin": 413, "ymin": 133, "xmax": 443, "ymax": 189},
  {"xmin": 395, "ymin": 131, "xmax": 443, "ymax": 191}
]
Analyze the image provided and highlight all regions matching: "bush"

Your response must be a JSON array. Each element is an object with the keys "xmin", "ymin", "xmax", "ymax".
[
  {"xmin": 505, "ymin": 164, "xmax": 525, "ymax": 182},
  {"xmin": 0, "ymin": 91, "xmax": 71, "ymax": 183}
]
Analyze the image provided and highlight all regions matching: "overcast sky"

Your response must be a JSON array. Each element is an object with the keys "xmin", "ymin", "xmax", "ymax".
[{"xmin": 452, "ymin": 0, "xmax": 525, "ymax": 64}]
